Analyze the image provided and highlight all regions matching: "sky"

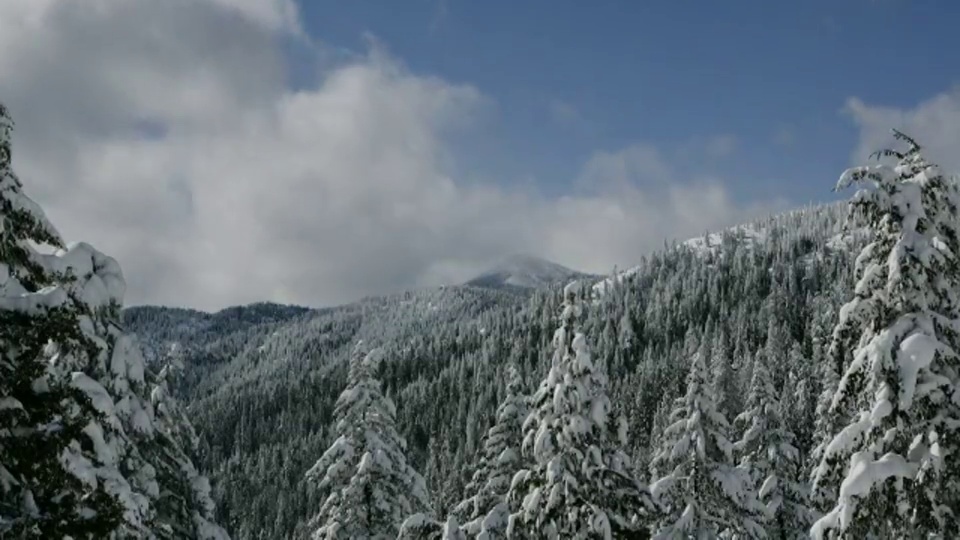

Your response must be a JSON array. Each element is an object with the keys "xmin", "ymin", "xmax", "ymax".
[{"xmin": 0, "ymin": 0, "xmax": 958, "ymax": 311}]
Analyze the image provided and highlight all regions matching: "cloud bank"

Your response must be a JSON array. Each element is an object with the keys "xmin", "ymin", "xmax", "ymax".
[
  {"xmin": 0, "ymin": 0, "xmax": 788, "ymax": 310},
  {"xmin": 845, "ymin": 89, "xmax": 960, "ymax": 173}
]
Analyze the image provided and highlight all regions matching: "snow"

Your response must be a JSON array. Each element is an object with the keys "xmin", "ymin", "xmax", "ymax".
[
  {"xmin": 591, "ymin": 266, "xmax": 642, "ymax": 295},
  {"xmin": 0, "ymin": 285, "xmax": 68, "ymax": 314},
  {"xmin": 45, "ymin": 242, "xmax": 126, "ymax": 307},
  {"xmin": 397, "ymin": 513, "xmax": 438, "ymax": 539},
  {"xmin": 0, "ymin": 397, "xmax": 23, "ymax": 411},
  {"xmin": 563, "ymin": 279, "xmax": 581, "ymax": 296},
  {"xmin": 758, "ymin": 475, "xmax": 778, "ymax": 499},
  {"xmin": 0, "ymin": 174, "xmax": 63, "ymax": 246},
  {"xmin": 70, "ymin": 373, "xmax": 116, "ymax": 417},
  {"xmin": 476, "ymin": 502, "xmax": 509, "ymax": 540},
  {"xmin": 111, "ymin": 335, "xmax": 147, "ymax": 385},
  {"xmin": 196, "ymin": 516, "xmax": 231, "ymax": 540},
  {"xmin": 839, "ymin": 451, "xmax": 916, "ymax": 500},
  {"xmin": 593, "ymin": 223, "xmax": 770, "ymax": 296},
  {"xmin": 467, "ymin": 253, "xmax": 588, "ymax": 289},
  {"xmin": 442, "ymin": 516, "xmax": 465, "ymax": 540},
  {"xmin": 897, "ymin": 331, "xmax": 938, "ymax": 409},
  {"xmin": 681, "ymin": 224, "xmax": 767, "ymax": 256},
  {"xmin": 813, "ymin": 452, "xmax": 921, "ymax": 539}
]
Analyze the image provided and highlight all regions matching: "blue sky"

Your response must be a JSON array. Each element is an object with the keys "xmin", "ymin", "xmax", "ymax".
[{"xmin": 293, "ymin": 0, "xmax": 958, "ymax": 205}]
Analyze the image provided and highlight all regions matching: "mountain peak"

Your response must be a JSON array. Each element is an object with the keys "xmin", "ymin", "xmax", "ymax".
[{"xmin": 465, "ymin": 253, "xmax": 590, "ymax": 290}]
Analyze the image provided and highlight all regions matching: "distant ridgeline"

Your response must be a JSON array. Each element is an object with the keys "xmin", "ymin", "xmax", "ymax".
[
  {"xmin": 127, "ymin": 200, "xmax": 862, "ymax": 537},
  {"xmin": 122, "ymin": 131, "xmax": 960, "ymax": 540}
]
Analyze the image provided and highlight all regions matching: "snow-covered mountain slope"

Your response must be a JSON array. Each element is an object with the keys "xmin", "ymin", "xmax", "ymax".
[
  {"xmin": 681, "ymin": 223, "xmax": 767, "ymax": 256},
  {"xmin": 593, "ymin": 202, "xmax": 848, "ymax": 295},
  {"xmin": 122, "ymin": 199, "xmax": 858, "ymax": 538},
  {"xmin": 465, "ymin": 253, "xmax": 593, "ymax": 290}
]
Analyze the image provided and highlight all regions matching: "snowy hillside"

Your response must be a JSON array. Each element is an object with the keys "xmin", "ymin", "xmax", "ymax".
[
  {"xmin": 593, "ymin": 202, "xmax": 847, "ymax": 295},
  {"xmin": 114, "ymin": 198, "xmax": 870, "ymax": 538},
  {"xmin": 465, "ymin": 253, "xmax": 592, "ymax": 289}
]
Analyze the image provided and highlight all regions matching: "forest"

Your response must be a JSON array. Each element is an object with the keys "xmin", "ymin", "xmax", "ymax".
[{"xmin": 3, "ymin": 92, "xmax": 960, "ymax": 540}]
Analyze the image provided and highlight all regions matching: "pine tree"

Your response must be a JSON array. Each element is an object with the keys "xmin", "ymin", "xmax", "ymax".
[
  {"xmin": 506, "ymin": 282, "xmax": 653, "ymax": 539},
  {"xmin": 148, "ymin": 345, "xmax": 230, "ymax": 539},
  {"xmin": 50, "ymin": 245, "xmax": 161, "ymax": 537},
  {"xmin": 811, "ymin": 132, "xmax": 960, "ymax": 538},
  {"xmin": 0, "ymin": 101, "xmax": 130, "ymax": 538},
  {"xmin": 648, "ymin": 339, "xmax": 767, "ymax": 539},
  {"xmin": 734, "ymin": 355, "xmax": 813, "ymax": 539},
  {"xmin": 451, "ymin": 363, "xmax": 526, "ymax": 536},
  {"xmin": 809, "ymin": 346, "xmax": 841, "ymax": 512},
  {"xmin": 710, "ymin": 329, "xmax": 741, "ymax": 423},
  {"xmin": 397, "ymin": 514, "xmax": 465, "ymax": 540},
  {"xmin": 47, "ymin": 232, "xmax": 230, "ymax": 539},
  {"xmin": 305, "ymin": 343, "xmax": 432, "ymax": 539},
  {"xmin": 782, "ymin": 344, "xmax": 816, "ymax": 464}
]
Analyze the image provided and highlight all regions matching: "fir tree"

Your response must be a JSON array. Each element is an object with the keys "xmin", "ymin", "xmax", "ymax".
[
  {"xmin": 710, "ymin": 329, "xmax": 741, "ymax": 423},
  {"xmin": 451, "ymin": 363, "xmax": 527, "ymax": 536},
  {"xmin": 506, "ymin": 282, "xmax": 653, "ymax": 539},
  {"xmin": 734, "ymin": 355, "xmax": 813, "ymax": 539},
  {"xmin": 148, "ymin": 345, "xmax": 230, "ymax": 539},
  {"xmin": 0, "ymin": 101, "xmax": 127, "ymax": 538},
  {"xmin": 50, "ymin": 245, "xmax": 160, "ymax": 537},
  {"xmin": 811, "ymin": 132, "xmax": 960, "ymax": 538},
  {"xmin": 648, "ymin": 339, "xmax": 767, "ymax": 539},
  {"xmin": 47, "ymin": 231, "xmax": 230, "ymax": 539},
  {"xmin": 305, "ymin": 343, "xmax": 432, "ymax": 539}
]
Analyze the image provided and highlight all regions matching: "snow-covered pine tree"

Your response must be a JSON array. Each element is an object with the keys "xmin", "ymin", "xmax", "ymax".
[
  {"xmin": 148, "ymin": 345, "xmax": 230, "ymax": 539},
  {"xmin": 811, "ymin": 131, "xmax": 960, "ymax": 538},
  {"xmin": 710, "ymin": 328, "xmax": 741, "ymax": 423},
  {"xmin": 397, "ymin": 514, "xmax": 465, "ymax": 540},
  {"xmin": 809, "ymin": 346, "xmax": 841, "ymax": 512},
  {"xmin": 451, "ymin": 363, "xmax": 526, "ymax": 536},
  {"xmin": 45, "ymin": 242, "xmax": 162, "ymax": 538},
  {"xmin": 0, "ymin": 102, "xmax": 126, "ymax": 537},
  {"xmin": 506, "ymin": 282, "xmax": 654, "ymax": 539},
  {"xmin": 648, "ymin": 335, "xmax": 767, "ymax": 539},
  {"xmin": 782, "ymin": 343, "xmax": 816, "ymax": 464},
  {"xmin": 734, "ymin": 354, "xmax": 813, "ymax": 538},
  {"xmin": 305, "ymin": 342, "xmax": 432, "ymax": 539}
]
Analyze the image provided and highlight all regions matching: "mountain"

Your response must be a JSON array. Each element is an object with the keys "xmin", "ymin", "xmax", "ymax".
[
  {"xmin": 123, "ymin": 202, "xmax": 858, "ymax": 538},
  {"xmin": 464, "ymin": 253, "xmax": 592, "ymax": 289},
  {"xmin": 593, "ymin": 202, "xmax": 847, "ymax": 295}
]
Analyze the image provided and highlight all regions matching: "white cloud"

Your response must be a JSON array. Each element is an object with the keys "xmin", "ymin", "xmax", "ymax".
[
  {"xmin": 207, "ymin": 0, "xmax": 301, "ymax": 34},
  {"xmin": 0, "ymin": 0, "xmax": 786, "ymax": 310},
  {"xmin": 845, "ymin": 89, "xmax": 960, "ymax": 173}
]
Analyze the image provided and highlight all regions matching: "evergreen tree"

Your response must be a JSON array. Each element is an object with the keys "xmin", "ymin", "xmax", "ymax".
[
  {"xmin": 811, "ymin": 132, "xmax": 960, "ymax": 538},
  {"xmin": 51, "ymin": 246, "xmax": 160, "ymax": 538},
  {"xmin": 734, "ymin": 355, "xmax": 813, "ymax": 539},
  {"xmin": 710, "ymin": 329, "xmax": 741, "ymax": 423},
  {"xmin": 47, "ymin": 230, "xmax": 231, "ymax": 539},
  {"xmin": 305, "ymin": 343, "xmax": 432, "ymax": 539},
  {"xmin": 451, "ymin": 363, "xmax": 527, "ymax": 536},
  {"xmin": 781, "ymin": 344, "xmax": 816, "ymax": 464},
  {"xmin": 0, "ymin": 102, "xmax": 130, "ymax": 538},
  {"xmin": 148, "ymin": 345, "xmax": 230, "ymax": 539},
  {"xmin": 506, "ymin": 282, "xmax": 653, "ymax": 538},
  {"xmin": 648, "ymin": 339, "xmax": 766, "ymax": 539}
]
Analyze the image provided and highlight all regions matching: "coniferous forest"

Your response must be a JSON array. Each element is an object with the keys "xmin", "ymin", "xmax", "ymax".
[{"xmin": 3, "ymin": 94, "xmax": 960, "ymax": 539}]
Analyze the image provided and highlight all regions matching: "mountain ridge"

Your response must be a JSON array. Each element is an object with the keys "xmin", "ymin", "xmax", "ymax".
[{"xmin": 464, "ymin": 253, "xmax": 593, "ymax": 290}]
